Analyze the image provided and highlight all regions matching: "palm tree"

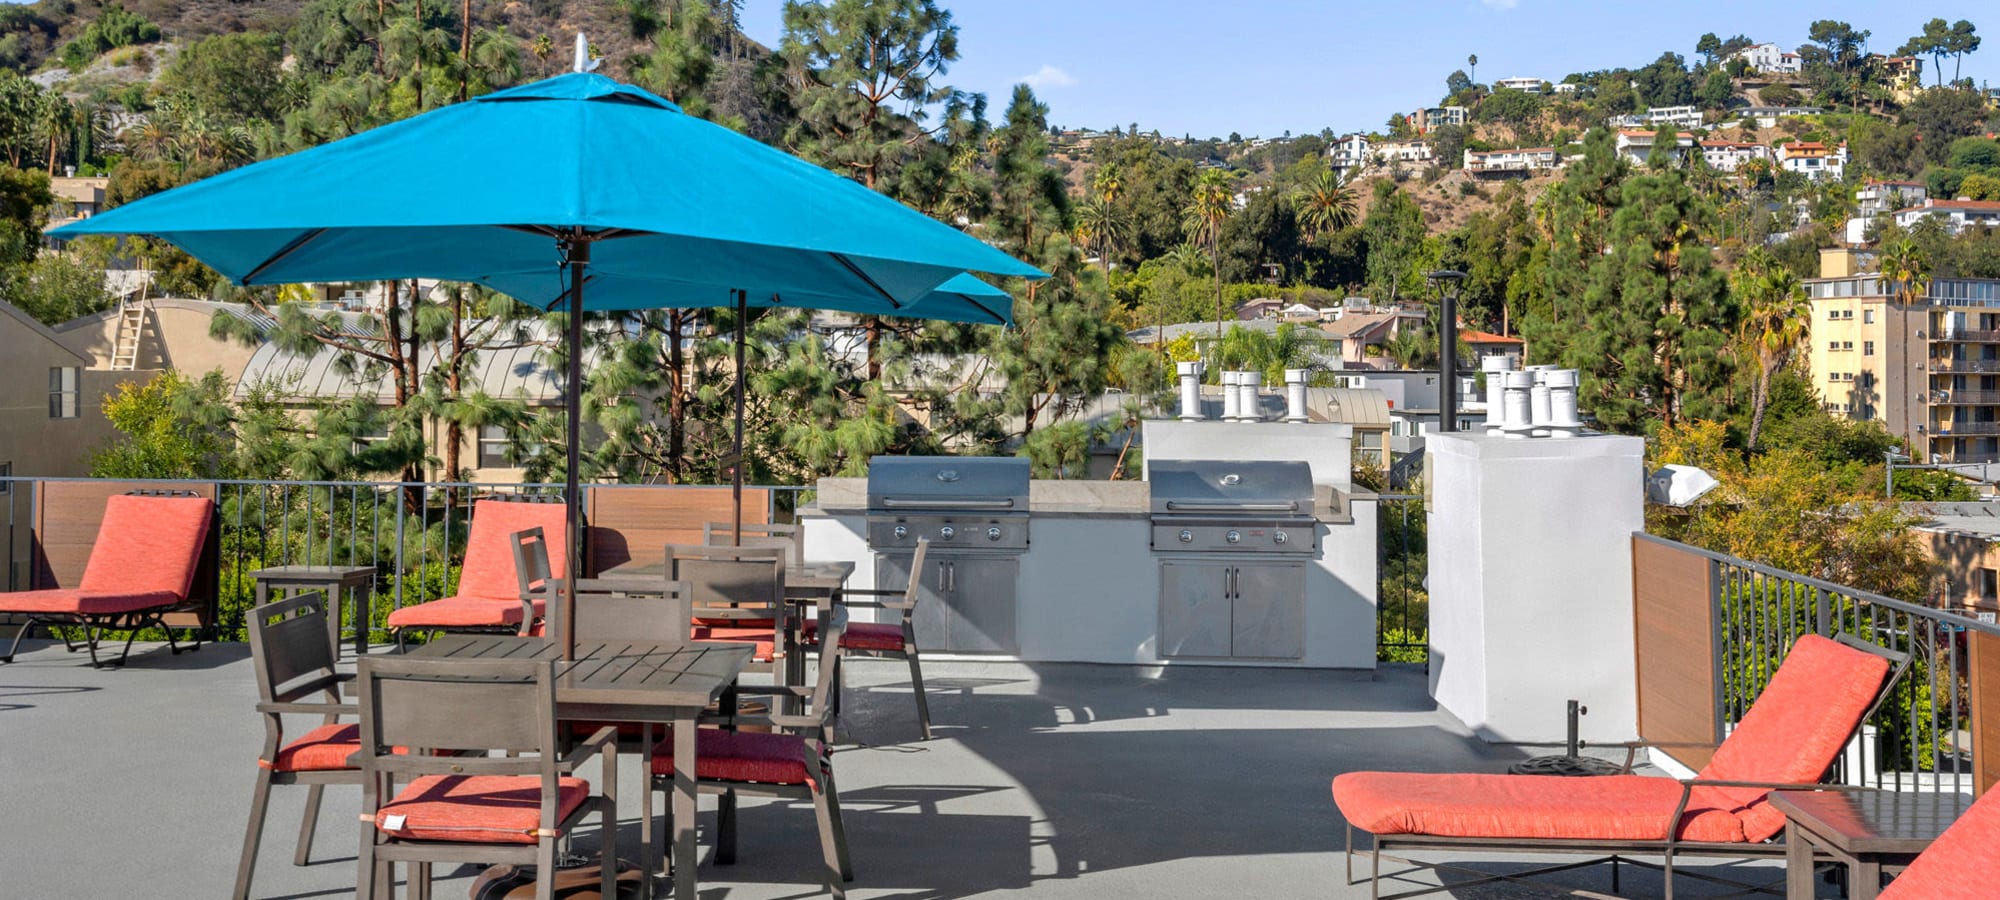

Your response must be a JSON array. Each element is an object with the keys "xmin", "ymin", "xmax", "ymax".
[
  {"xmin": 1733, "ymin": 250, "xmax": 1810, "ymax": 449},
  {"xmin": 1074, "ymin": 196, "xmax": 1130, "ymax": 277},
  {"xmin": 1182, "ymin": 169, "xmax": 1232, "ymax": 337},
  {"xmin": 36, "ymin": 93, "xmax": 71, "ymax": 176},
  {"xmin": 1467, "ymin": 53, "xmax": 1478, "ymax": 86},
  {"xmin": 1879, "ymin": 237, "xmax": 1931, "ymax": 305},
  {"xmin": 1384, "ymin": 326, "xmax": 1436, "ymax": 370},
  {"xmin": 531, "ymin": 33, "xmax": 554, "ymax": 76},
  {"xmin": 1292, "ymin": 169, "xmax": 1357, "ymax": 241}
]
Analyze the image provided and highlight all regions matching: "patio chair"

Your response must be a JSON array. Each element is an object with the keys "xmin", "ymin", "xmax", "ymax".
[
  {"xmin": 236, "ymin": 591, "xmax": 362, "ymax": 900},
  {"xmin": 803, "ymin": 537, "xmax": 933, "ymax": 740},
  {"xmin": 383, "ymin": 497, "xmax": 567, "ymax": 644},
  {"xmin": 650, "ymin": 607, "xmax": 855, "ymax": 898},
  {"xmin": 669, "ymin": 543, "xmax": 787, "ymax": 673},
  {"xmin": 0, "ymin": 491, "xmax": 215, "ymax": 668},
  {"xmin": 354, "ymin": 655, "xmax": 618, "ymax": 900},
  {"xmin": 1333, "ymin": 633, "xmax": 1908, "ymax": 900},
  {"xmin": 702, "ymin": 521, "xmax": 803, "ymax": 566},
  {"xmin": 1877, "ymin": 781, "xmax": 2000, "ymax": 898}
]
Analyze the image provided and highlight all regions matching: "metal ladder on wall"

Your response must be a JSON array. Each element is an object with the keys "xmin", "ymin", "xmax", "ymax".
[{"xmin": 108, "ymin": 297, "xmax": 146, "ymax": 371}]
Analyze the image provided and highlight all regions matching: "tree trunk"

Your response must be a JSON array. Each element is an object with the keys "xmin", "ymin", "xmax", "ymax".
[
  {"xmin": 459, "ymin": 0, "xmax": 472, "ymax": 102},
  {"xmin": 443, "ymin": 286, "xmax": 465, "ymax": 483},
  {"xmin": 1748, "ymin": 362, "xmax": 1772, "ymax": 451},
  {"xmin": 666, "ymin": 311, "xmax": 687, "ymax": 482},
  {"xmin": 865, "ymin": 317, "xmax": 882, "ymax": 382}
]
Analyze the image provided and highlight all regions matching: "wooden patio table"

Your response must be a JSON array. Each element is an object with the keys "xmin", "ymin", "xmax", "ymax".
[
  {"xmin": 1770, "ymin": 788, "xmax": 1970, "ymax": 899},
  {"xmin": 410, "ymin": 634, "xmax": 753, "ymax": 900}
]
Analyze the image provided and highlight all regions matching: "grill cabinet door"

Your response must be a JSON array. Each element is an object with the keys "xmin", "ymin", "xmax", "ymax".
[
  {"xmin": 946, "ymin": 557, "xmax": 1020, "ymax": 653},
  {"xmin": 1231, "ymin": 562, "xmax": 1306, "ymax": 659},
  {"xmin": 1159, "ymin": 561, "xmax": 1232, "ymax": 658},
  {"xmin": 879, "ymin": 554, "xmax": 951, "ymax": 651}
]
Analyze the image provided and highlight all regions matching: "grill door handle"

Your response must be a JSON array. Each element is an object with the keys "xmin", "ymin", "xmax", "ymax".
[{"xmin": 1163, "ymin": 501, "xmax": 1298, "ymax": 513}]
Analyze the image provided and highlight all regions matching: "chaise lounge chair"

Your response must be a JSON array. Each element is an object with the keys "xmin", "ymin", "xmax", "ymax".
[
  {"xmin": 384, "ymin": 497, "xmax": 567, "ymax": 643},
  {"xmin": 1876, "ymin": 777, "xmax": 2000, "ymax": 898},
  {"xmin": 1333, "ymin": 633, "xmax": 1907, "ymax": 899},
  {"xmin": 0, "ymin": 491, "xmax": 215, "ymax": 667}
]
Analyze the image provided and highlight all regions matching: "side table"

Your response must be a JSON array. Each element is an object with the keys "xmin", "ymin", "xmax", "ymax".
[
  {"xmin": 1770, "ymin": 789, "xmax": 1970, "ymax": 900},
  {"xmin": 249, "ymin": 565, "xmax": 377, "ymax": 657}
]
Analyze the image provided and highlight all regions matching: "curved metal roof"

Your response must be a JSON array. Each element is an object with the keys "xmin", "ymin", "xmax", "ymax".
[{"xmin": 234, "ymin": 316, "xmax": 584, "ymax": 404}]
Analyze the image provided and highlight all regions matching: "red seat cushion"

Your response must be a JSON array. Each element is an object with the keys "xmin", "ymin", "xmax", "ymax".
[
  {"xmin": 1694, "ymin": 635, "xmax": 1892, "ymax": 842},
  {"xmin": 804, "ymin": 619, "xmax": 905, "ymax": 652},
  {"xmin": 693, "ymin": 616, "xmax": 775, "ymax": 629},
  {"xmin": 263, "ymin": 723, "xmax": 365, "ymax": 773},
  {"xmin": 375, "ymin": 775, "xmax": 590, "ymax": 844},
  {"xmin": 690, "ymin": 626, "xmax": 774, "ymax": 661},
  {"xmin": 1332, "ymin": 772, "xmax": 1747, "ymax": 843},
  {"xmin": 1880, "ymin": 788, "xmax": 2000, "ymax": 899},
  {"xmin": 0, "ymin": 588, "xmax": 181, "ymax": 616},
  {"xmin": 386, "ymin": 596, "xmax": 546, "ymax": 629},
  {"xmin": 648, "ymin": 729, "xmax": 812, "ymax": 786},
  {"xmin": 77, "ymin": 494, "xmax": 213, "ymax": 598}
]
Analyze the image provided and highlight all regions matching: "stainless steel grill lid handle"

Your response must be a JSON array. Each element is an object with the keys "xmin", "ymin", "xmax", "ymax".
[{"xmin": 1163, "ymin": 501, "xmax": 1299, "ymax": 513}]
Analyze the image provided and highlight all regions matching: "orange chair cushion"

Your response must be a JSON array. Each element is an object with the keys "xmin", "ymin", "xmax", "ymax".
[
  {"xmin": 689, "ymin": 626, "xmax": 774, "ymax": 661},
  {"xmin": 1332, "ymin": 772, "xmax": 1747, "ymax": 843},
  {"xmin": 455, "ymin": 500, "xmax": 568, "ymax": 602},
  {"xmin": 693, "ymin": 616, "xmax": 776, "ymax": 629},
  {"xmin": 1879, "ymin": 788, "xmax": 2000, "ymax": 899},
  {"xmin": 386, "ymin": 596, "xmax": 546, "ymax": 630},
  {"xmin": 1695, "ymin": 635, "xmax": 1892, "ymax": 842},
  {"xmin": 648, "ymin": 728, "xmax": 812, "ymax": 786},
  {"xmin": 0, "ymin": 588, "xmax": 181, "ymax": 616},
  {"xmin": 375, "ymin": 775, "xmax": 590, "ymax": 844},
  {"xmin": 804, "ymin": 619, "xmax": 905, "ymax": 652},
  {"xmin": 77, "ymin": 494, "xmax": 213, "ymax": 599},
  {"xmin": 263, "ymin": 724, "xmax": 366, "ymax": 772}
]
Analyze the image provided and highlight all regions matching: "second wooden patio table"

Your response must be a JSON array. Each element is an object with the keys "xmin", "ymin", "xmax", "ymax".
[{"xmin": 411, "ymin": 634, "xmax": 753, "ymax": 900}]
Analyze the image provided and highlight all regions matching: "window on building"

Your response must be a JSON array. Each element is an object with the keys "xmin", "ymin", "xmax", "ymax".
[
  {"xmin": 1842, "ymin": 341, "xmax": 1854, "ymax": 351},
  {"xmin": 47, "ymin": 367, "xmax": 78, "ymax": 419},
  {"xmin": 478, "ymin": 425, "xmax": 513, "ymax": 469},
  {"xmin": 1864, "ymin": 341, "xmax": 1875, "ymax": 356},
  {"xmin": 1864, "ymin": 309, "xmax": 1875, "ymax": 324},
  {"xmin": 1983, "ymin": 568, "xmax": 1997, "ymax": 604}
]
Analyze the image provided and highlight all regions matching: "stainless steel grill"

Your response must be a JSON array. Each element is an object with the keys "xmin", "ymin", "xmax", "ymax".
[
  {"xmin": 1148, "ymin": 459, "xmax": 1317, "ymax": 555},
  {"xmin": 865, "ymin": 456, "xmax": 1031, "ymax": 653}
]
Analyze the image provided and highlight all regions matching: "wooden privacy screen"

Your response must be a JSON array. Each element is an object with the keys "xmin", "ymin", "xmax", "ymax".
[
  {"xmin": 585, "ymin": 486, "xmax": 772, "ymax": 576},
  {"xmin": 1972, "ymin": 630, "xmax": 2000, "ymax": 797},
  {"xmin": 1631, "ymin": 535, "xmax": 1722, "ymax": 770},
  {"xmin": 30, "ymin": 480, "xmax": 222, "ymax": 630}
]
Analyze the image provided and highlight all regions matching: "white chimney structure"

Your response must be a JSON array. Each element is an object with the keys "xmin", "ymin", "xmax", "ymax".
[
  {"xmin": 1238, "ymin": 371, "xmax": 1263, "ymax": 421},
  {"xmin": 1284, "ymin": 369, "xmax": 1310, "ymax": 422},
  {"xmin": 1220, "ymin": 371, "xmax": 1242, "ymax": 421},
  {"xmin": 1177, "ymin": 361, "xmax": 1206, "ymax": 421}
]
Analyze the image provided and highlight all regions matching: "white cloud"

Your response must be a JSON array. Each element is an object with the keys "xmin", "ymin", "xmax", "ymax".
[
  {"xmin": 1019, "ymin": 64, "xmax": 1076, "ymax": 90},
  {"xmin": 1480, "ymin": 0, "xmax": 1518, "ymax": 9}
]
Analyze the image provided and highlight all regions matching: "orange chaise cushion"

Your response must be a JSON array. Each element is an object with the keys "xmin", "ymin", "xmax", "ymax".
[
  {"xmin": 375, "ymin": 775, "xmax": 589, "ymax": 844},
  {"xmin": 385, "ymin": 596, "xmax": 546, "ymax": 629},
  {"xmin": 1878, "ymin": 787, "xmax": 2000, "ymax": 899},
  {"xmin": 77, "ymin": 494, "xmax": 214, "ymax": 599},
  {"xmin": 0, "ymin": 588, "xmax": 182, "ymax": 615},
  {"xmin": 1332, "ymin": 772, "xmax": 1747, "ymax": 843},
  {"xmin": 1694, "ymin": 634, "xmax": 1892, "ymax": 842},
  {"xmin": 455, "ymin": 500, "xmax": 568, "ymax": 602}
]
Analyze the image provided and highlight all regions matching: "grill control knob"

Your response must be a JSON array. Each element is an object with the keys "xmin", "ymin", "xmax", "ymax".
[
  {"xmin": 893, "ymin": 525, "xmax": 908, "ymax": 540},
  {"xmin": 986, "ymin": 526, "xmax": 1002, "ymax": 541},
  {"xmin": 1225, "ymin": 530, "xmax": 1242, "ymax": 544},
  {"xmin": 939, "ymin": 526, "xmax": 956, "ymax": 540},
  {"xmin": 1178, "ymin": 529, "xmax": 1193, "ymax": 543},
  {"xmin": 1274, "ymin": 530, "xmax": 1289, "ymax": 545}
]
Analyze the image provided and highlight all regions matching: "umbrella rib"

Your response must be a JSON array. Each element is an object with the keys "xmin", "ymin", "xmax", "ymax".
[
  {"xmin": 829, "ymin": 253, "xmax": 904, "ymax": 310},
  {"xmin": 964, "ymin": 293, "xmax": 1010, "ymax": 326},
  {"xmin": 241, "ymin": 228, "xmax": 329, "ymax": 284}
]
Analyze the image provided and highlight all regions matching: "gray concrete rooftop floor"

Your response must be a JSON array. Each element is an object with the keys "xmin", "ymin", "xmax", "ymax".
[{"xmin": 0, "ymin": 639, "xmax": 1807, "ymax": 899}]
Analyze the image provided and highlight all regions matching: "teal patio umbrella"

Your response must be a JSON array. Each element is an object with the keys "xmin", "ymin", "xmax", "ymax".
[{"xmin": 53, "ymin": 71, "xmax": 1040, "ymax": 654}]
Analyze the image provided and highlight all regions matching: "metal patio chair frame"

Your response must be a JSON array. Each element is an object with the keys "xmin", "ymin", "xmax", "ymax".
[
  {"xmin": 649, "ymin": 606, "xmax": 855, "ymax": 898},
  {"xmin": 668, "ymin": 543, "xmax": 788, "ymax": 677},
  {"xmin": 1343, "ymin": 634, "xmax": 1913, "ymax": 900},
  {"xmin": 354, "ymin": 655, "xmax": 619, "ymax": 900},
  {"xmin": 236, "ymin": 591, "xmax": 360, "ymax": 900},
  {"xmin": 702, "ymin": 521, "xmax": 803, "ymax": 566},
  {"xmin": 809, "ymin": 537, "xmax": 934, "ymax": 741}
]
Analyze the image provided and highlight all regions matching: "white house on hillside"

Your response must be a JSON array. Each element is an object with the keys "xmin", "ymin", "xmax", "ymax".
[
  {"xmin": 1463, "ymin": 147, "xmax": 1562, "ymax": 174},
  {"xmin": 1493, "ymin": 77, "xmax": 1545, "ymax": 94},
  {"xmin": 1856, "ymin": 181, "xmax": 1927, "ymax": 218},
  {"xmin": 1699, "ymin": 140, "xmax": 1770, "ymax": 172},
  {"xmin": 1777, "ymin": 141, "xmax": 1848, "ymax": 181},
  {"xmin": 1614, "ymin": 129, "xmax": 1696, "ymax": 165},
  {"xmin": 1328, "ymin": 134, "xmax": 1370, "ymax": 174},
  {"xmin": 1607, "ymin": 105, "xmax": 1704, "ymax": 131},
  {"xmin": 1731, "ymin": 42, "xmax": 1803, "ymax": 74},
  {"xmin": 1894, "ymin": 199, "xmax": 2000, "ymax": 234}
]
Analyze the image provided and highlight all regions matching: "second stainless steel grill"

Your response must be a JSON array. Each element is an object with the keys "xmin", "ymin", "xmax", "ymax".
[{"xmin": 1148, "ymin": 459, "xmax": 1317, "ymax": 555}]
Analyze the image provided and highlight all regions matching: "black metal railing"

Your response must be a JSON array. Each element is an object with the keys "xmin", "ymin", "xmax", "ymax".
[
  {"xmin": 0, "ymin": 476, "xmax": 812, "ymax": 642},
  {"xmin": 1643, "ymin": 534, "xmax": 1999, "ymax": 795},
  {"xmin": 1376, "ymin": 492, "xmax": 1427, "ymax": 663}
]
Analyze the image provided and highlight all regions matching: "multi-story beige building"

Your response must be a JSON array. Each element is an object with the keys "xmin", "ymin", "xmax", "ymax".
[{"xmin": 1809, "ymin": 250, "xmax": 2000, "ymax": 463}]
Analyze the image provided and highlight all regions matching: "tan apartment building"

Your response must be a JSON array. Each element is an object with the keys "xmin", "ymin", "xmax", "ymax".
[
  {"xmin": 1909, "ymin": 504, "xmax": 2000, "ymax": 620},
  {"xmin": 0, "ymin": 299, "xmax": 139, "ymax": 478},
  {"xmin": 1808, "ymin": 250, "xmax": 2000, "ymax": 463}
]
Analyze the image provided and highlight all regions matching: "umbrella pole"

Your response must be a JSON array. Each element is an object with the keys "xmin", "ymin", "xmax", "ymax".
[
  {"xmin": 732, "ymin": 288, "xmax": 745, "ymax": 546},
  {"xmin": 563, "ymin": 235, "xmax": 590, "ymax": 662}
]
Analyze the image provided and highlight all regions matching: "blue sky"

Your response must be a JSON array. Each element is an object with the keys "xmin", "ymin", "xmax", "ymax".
[{"xmin": 737, "ymin": 0, "xmax": 2000, "ymax": 138}]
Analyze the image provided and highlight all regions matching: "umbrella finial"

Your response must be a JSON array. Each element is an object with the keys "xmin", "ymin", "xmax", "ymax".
[{"xmin": 572, "ymin": 33, "xmax": 600, "ymax": 73}]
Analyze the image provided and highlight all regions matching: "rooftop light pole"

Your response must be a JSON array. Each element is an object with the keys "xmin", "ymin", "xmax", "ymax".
[{"xmin": 1427, "ymin": 270, "xmax": 1467, "ymax": 434}]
